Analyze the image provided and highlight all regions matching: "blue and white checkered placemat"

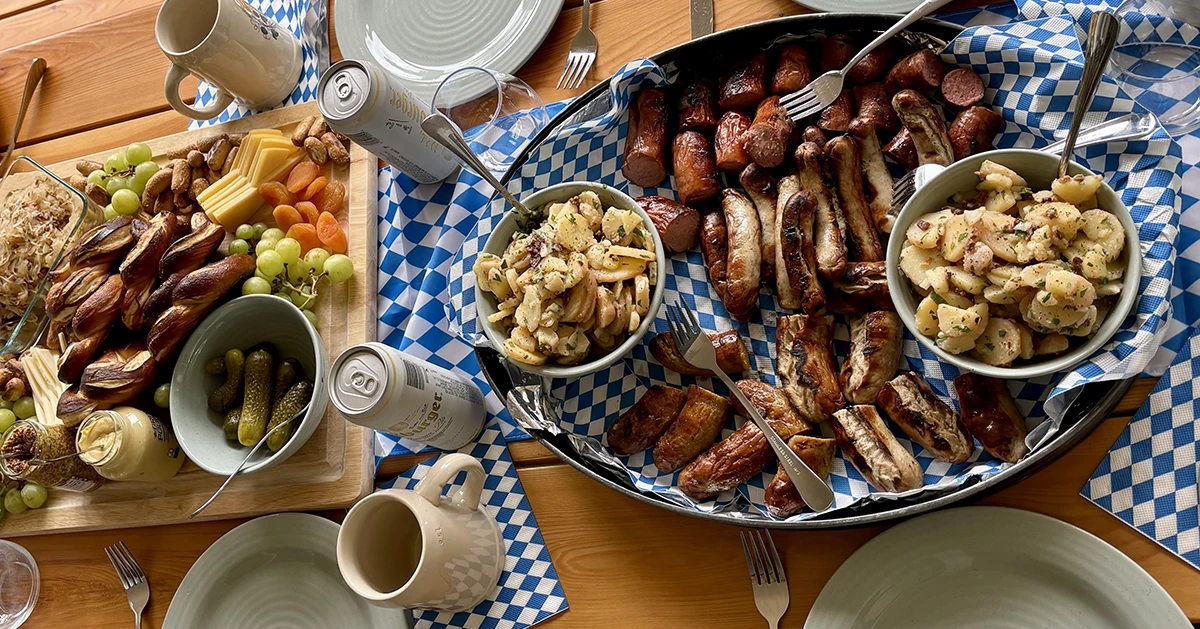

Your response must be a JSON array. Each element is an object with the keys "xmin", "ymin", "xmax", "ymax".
[{"xmin": 377, "ymin": 417, "xmax": 569, "ymax": 629}]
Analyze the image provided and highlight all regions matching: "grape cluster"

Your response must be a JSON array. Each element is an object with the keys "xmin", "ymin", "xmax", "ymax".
[
  {"xmin": 0, "ymin": 397, "xmax": 50, "ymax": 519},
  {"xmin": 233, "ymin": 222, "xmax": 355, "ymax": 327},
  {"xmin": 90, "ymin": 143, "xmax": 158, "ymax": 219}
]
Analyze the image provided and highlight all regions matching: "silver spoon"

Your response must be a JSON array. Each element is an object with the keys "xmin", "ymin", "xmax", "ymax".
[
  {"xmin": 0, "ymin": 58, "xmax": 47, "ymax": 172},
  {"xmin": 1, "ymin": 444, "xmax": 102, "ymax": 467},
  {"xmin": 420, "ymin": 112, "xmax": 542, "ymax": 229},
  {"xmin": 1057, "ymin": 12, "xmax": 1121, "ymax": 178},
  {"xmin": 189, "ymin": 403, "xmax": 309, "ymax": 518}
]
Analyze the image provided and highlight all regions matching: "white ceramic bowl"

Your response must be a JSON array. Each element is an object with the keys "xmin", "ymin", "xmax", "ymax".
[
  {"xmin": 171, "ymin": 294, "xmax": 330, "ymax": 475},
  {"xmin": 887, "ymin": 149, "xmax": 1143, "ymax": 379},
  {"xmin": 475, "ymin": 181, "xmax": 666, "ymax": 379}
]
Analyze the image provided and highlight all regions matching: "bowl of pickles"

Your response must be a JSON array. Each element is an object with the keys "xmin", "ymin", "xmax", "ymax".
[{"xmin": 171, "ymin": 294, "xmax": 329, "ymax": 475}]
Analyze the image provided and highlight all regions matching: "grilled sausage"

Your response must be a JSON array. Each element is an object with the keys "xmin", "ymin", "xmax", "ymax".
[
  {"xmin": 942, "ymin": 67, "xmax": 985, "ymax": 108},
  {"xmin": 721, "ymin": 189, "xmax": 762, "ymax": 321},
  {"xmin": 622, "ymin": 87, "xmax": 670, "ymax": 187},
  {"xmin": 884, "ymin": 49, "xmax": 946, "ymax": 95},
  {"xmin": 778, "ymin": 189, "xmax": 825, "ymax": 313},
  {"xmin": 677, "ymin": 76, "xmax": 718, "ymax": 134},
  {"xmin": 826, "ymin": 135, "xmax": 884, "ymax": 261},
  {"xmin": 649, "ymin": 330, "xmax": 751, "ymax": 376},
  {"xmin": 764, "ymin": 435, "xmax": 837, "ymax": 518},
  {"xmin": 847, "ymin": 41, "xmax": 895, "ymax": 85},
  {"xmin": 673, "ymin": 131, "xmax": 722, "ymax": 205},
  {"xmin": 953, "ymin": 373, "xmax": 1029, "ymax": 464},
  {"xmin": 653, "ymin": 385, "xmax": 730, "ymax": 473},
  {"xmin": 892, "ymin": 89, "xmax": 954, "ymax": 166},
  {"xmin": 607, "ymin": 385, "xmax": 689, "ymax": 455},
  {"xmin": 678, "ymin": 380, "xmax": 813, "ymax": 499},
  {"xmin": 828, "ymin": 261, "xmax": 893, "ymax": 315},
  {"xmin": 771, "ymin": 43, "xmax": 814, "ymax": 94},
  {"xmin": 774, "ymin": 175, "xmax": 802, "ymax": 310},
  {"xmin": 820, "ymin": 34, "xmax": 857, "ymax": 73},
  {"xmin": 700, "ymin": 209, "xmax": 729, "ymax": 300},
  {"xmin": 883, "ymin": 127, "xmax": 918, "ymax": 169},
  {"xmin": 802, "ymin": 125, "xmax": 827, "ymax": 145},
  {"xmin": 719, "ymin": 53, "xmax": 769, "ymax": 111},
  {"xmin": 636, "ymin": 195, "xmax": 700, "ymax": 253},
  {"xmin": 831, "ymin": 405, "xmax": 924, "ymax": 493},
  {"xmin": 840, "ymin": 311, "xmax": 903, "ymax": 405},
  {"xmin": 853, "ymin": 82, "xmax": 900, "ymax": 134},
  {"xmin": 817, "ymin": 89, "xmax": 854, "ymax": 133},
  {"xmin": 740, "ymin": 164, "xmax": 778, "ymax": 281},
  {"xmin": 795, "ymin": 142, "xmax": 846, "ymax": 280},
  {"xmin": 743, "ymin": 96, "xmax": 795, "ymax": 168},
  {"xmin": 948, "ymin": 106, "xmax": 1005, "ymax": 162},
  {"xmin": 714, "ymin": 111, "xmax": 753, "ymax": 173},
  {"xmin": 879, "ymin": 372, "xmax": 975, "ymax": 464},
  {"xmin": 849, "ymin": 119, "xmax": 895, "ymax": 234},
  {"xmin": 776, "ymin": 314, "xmax": 843, "ymax": 423}
]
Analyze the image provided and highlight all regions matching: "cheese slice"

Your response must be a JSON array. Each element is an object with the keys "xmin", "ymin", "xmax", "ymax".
[
  {"xmin": 199, "ymin": 174, "xmax": 248, "ymax": 210},
  {"xmin": 209, "ymin": 186, "xmax": 263, "ymax": 228},
  {"xmin": 249, "ymin": 147, "xmax": 292, "ymax": 186},
  {"xmin": 261, "ymin": 151, "xmax": 305, "ymax": 185},
  {"xmin": 197, "ymin": 171, "xmax": 241, "ymax": 206}
]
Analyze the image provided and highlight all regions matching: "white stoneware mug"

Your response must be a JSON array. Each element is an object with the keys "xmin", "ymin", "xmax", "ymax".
[
  {"xmin": 155, "ymin": 0, "xmax": 302, "ymax": 120},
  {"xmin": 337, "ymin": 453, "xmax": 504, "ymax": 611}
]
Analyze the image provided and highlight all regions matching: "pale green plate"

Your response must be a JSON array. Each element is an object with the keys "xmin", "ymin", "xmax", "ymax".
[{"xmin": 164, "ymin": 513, "xmax": 414, "ymax": 629}]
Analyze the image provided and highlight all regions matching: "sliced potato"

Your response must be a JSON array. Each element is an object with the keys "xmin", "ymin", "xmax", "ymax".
[
  {"xmin": 900, "ymin": 244, "xmax": 949, "ymax": 291},
  {"xmin": 977, "ymin": 211, "xmax": 1020, "ymax": 262},
  {"xmin": 1051, "ymin": 173, "xmax": 1102, "ymax": 206},
  {"xmin": 915, "ymin": 295, "xmax": 940, "ymax": 336},
  {"xmin": 1045, "ymin": 269, "xmax": 1095, "ymax": 307},
  {"xmin": 937, "ymin": 303, "xmax": 987, "ymax": 338},
  {"xmin": 1018, "ymin": 323, "xmax": 1035, "ymax": 360},
  {"xmin": 976, "ymin": 160, "xmax": 1028, "ymax": 188},
  {"xmin": 1079, "ymin": 209, "xmax": 1125, "ymax": 261},
  {"xmin": 1035, "ymin": 333, "xmax": 1070, "ymax": 356},
  {"xmin": 907, "ymin": 209, "xmax": 953, "ymax": 249},
  {"xmin": 941, "ymin": 214, "xmax": 973, "ymax": 262},
  {"xmin": 948, "ymin": 267, "xmax": 988, "ymax": 295},
  {"xmin": 971, "ymin": 318, "xmax": 1023, "ymax": 366}
]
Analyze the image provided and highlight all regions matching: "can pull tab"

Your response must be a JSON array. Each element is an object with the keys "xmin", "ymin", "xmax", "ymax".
[
  {"xmin": 348, "ymin": 366, "xmax": 378, "ymax": 396},
  {"xmin": 335, "ymin": 73, "xmax": 355, "ymax": 101}
]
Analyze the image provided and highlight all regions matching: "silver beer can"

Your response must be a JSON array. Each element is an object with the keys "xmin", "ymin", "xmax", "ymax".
[
  {"xmin": 317, "ymin": 59, "xmax": 458, "ymax": 184},
  {"xmin": 330, "ymin": 342, "xmax": 486, "ymax": 450}
]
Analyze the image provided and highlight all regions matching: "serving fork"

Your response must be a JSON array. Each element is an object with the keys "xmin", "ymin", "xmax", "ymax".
[
  {"xmin": 780, "ymin": 0, "xmax": 954, "ymax": 122},
  {"xmin": 741, "ymin": 529, "xmax": 789, "ymax": 629},
  {"xmin": 665, "ymin": 300, "xmax": 834, "ymax": 511},
  {"xmin": 556, "ymin": 0, "xmax": 597, "ymax": 90},
  {"xmin": 105, "ymin": 541, "xmax": 149, "ymax": 629}
]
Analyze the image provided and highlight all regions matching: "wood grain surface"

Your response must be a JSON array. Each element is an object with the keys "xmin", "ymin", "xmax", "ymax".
[{"xmin": 1, "ymin": 0, "xmax": 1194, "ymax": 625}]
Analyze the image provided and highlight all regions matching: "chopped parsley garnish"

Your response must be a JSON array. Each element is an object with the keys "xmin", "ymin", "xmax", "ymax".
[{"xmin": 998, "ymin": 329, "xmax": 1007, "ymax": 338}]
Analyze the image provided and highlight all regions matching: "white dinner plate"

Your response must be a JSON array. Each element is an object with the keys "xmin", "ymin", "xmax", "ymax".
[
  {"xmin": 790, "ymin": 0, "xmax": 921, "ymax": 14},
  {"xmin": 334, "ymin": 0, "xmax": 564, "ymax": 103},
  {"xmin": 806, "ymin": 507, "xmax": 1190, "ymax": 629},
  {"xmin": 164, "ymin": 513, "xmax": 414, "ymax": 629}
]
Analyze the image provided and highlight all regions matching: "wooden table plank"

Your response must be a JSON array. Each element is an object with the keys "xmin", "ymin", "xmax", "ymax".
[
  {"xmin": 0, "ymin": 0, "xmax": 53, "ymax": 21},
  {"xmin": 0, "ymin": 0, "xmax": 161, "ymax": 49}
]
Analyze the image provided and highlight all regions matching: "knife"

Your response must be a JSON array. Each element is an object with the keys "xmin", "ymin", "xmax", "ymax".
[{"xmin": 690, "ymin": 0, "xmax": 713, "ymax": 39}]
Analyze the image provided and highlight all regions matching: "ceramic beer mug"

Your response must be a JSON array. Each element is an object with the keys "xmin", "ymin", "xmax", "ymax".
[
  {"xmin": 155, "ymin": 0, "xmax": 303, "ymax": 120},
  {"xmin": 337, "ymin": 453, "xmax": 504, "ymax": 611}
]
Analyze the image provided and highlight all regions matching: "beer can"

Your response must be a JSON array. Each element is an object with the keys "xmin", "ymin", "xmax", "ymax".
[
  {"xmin": 329, "ymin": 342, "xmax": 486, "ymax": 450},
  {"xmin": 317, "ymin": 59, "xmax": 458, "ymax": 184}
]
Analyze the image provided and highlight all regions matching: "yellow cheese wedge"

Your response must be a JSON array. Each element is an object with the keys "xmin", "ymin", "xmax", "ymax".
[
  {"xmin": 197, "ymin": 171, "xmax": 241, "ymax": 206},
  {"xmin": 209, "ymin": 186, "xmax": 263, "ymax": 228},
  {"xmin": 249, "ymin": 147, "xmax": 292, "ymax": 187},
  {"xmin": 198, "ymin": 174, "xmax": 248, "ymax": 211},
  {"xmin": 260, "ymin": 151, "xmax": 305, "ymax": 186},
  {"xmin": 232, "ymin": 129, "xmax": 280, "ymax": 173}
]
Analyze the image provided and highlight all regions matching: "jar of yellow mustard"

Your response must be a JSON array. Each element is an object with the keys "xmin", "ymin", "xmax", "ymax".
[{"xmin": 75, "ymin": 407, "xmax": 185, "ymax": 483}]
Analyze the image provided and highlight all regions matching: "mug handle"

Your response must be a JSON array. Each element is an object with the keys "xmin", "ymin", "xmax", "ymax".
[
  {"xmin": 414, "ymin": 453, "xmax": 485, "ymax": 512},
  {"xmin": 164, "ymin": 63, "xmax": 234, "ymax": 120}
]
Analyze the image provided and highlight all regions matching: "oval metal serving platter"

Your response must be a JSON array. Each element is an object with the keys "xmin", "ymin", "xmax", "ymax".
[{"xmin": 491, "ymin": 13, "xmax": 1131, "ymax": 529}]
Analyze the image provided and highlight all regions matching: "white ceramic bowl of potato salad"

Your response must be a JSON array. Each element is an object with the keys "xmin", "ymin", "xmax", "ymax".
[
  {"xmin": 888, "ymin": 149, "xmax": 1142, "ymax": 379},
  {"xmin": 474, "ymin": 181, "xmax": 666, "ymax": 378}
]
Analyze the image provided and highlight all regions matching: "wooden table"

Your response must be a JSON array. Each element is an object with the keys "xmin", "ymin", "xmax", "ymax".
[{"xmin": 3, "ymin": 0, "xmax": 1197, "ymax": 626}]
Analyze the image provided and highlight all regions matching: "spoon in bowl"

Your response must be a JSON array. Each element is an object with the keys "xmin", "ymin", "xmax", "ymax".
[{"xmin": 1057, "ymin": 11, "xmax": 1122, "ymax": 178}]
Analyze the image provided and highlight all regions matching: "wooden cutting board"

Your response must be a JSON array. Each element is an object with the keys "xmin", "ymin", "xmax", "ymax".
[{"xmin": 2, "ymin": 102, "xmax": 378, "ymax": 536}]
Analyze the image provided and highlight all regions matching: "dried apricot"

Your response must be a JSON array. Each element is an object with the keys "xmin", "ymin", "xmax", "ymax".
[
  {"xmin": 286, "ymin": 160, "xmax": 320, "ymax": 194},
  {"xmin": 272, "ymin": 204, "xmax": 304, "ymax": 232},
  {"xmin": 286, "ymin": 223, "xmax": 322, "ymax": 254},
  {"xmin": 316, "ymin": 211, "xmax": 348, "ymax": 254},
  {"xmin": 313, "ymin": 181, "xmax": 346, "ymax": 215},
  {"xmin": 259, "ymin": 181, "xmax": 295, "ymax": 207},
  {"xmin": 299, "ymin": 176, "xmax": 327, "ymax": 201},
  {"xmin": 295, "ymin": 201, "xmax": 320, "ymax": 224}
]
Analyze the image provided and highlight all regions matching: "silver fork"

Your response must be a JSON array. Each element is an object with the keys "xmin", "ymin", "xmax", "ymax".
[
  {"xmin": 741, "ymin": 529, "xmax": 789, "ymax": 629},
  {"xmin": 780, "ymin": 0, "xmax": 954, "ymax": 122},
  {"xmin": 105, "ymin": 542, "xmax": 149, "ymax": 629},
  {"xmin": 556, "ymin": 0, "xmax": 597, "ymax": 90},
  {"xmin": 665, "ymin": 300, "xmax": 834, "ymax": 511}
]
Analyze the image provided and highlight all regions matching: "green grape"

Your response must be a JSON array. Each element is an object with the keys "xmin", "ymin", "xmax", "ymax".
[
  {"xmin": 302, "ymin": 309, "xmax": 318, "ymax": 327},
  {"xmin": 105, "ymin": 176, "xmax": 128, "ymax": 197},
  {"xmin": 325, "ymin": 254, "xmax": 354, "ymax": 284},
  {"xmin": 127, "ymin": 176, "xmax": 147, "ymax": 197},
  {"xmin": 0, "ymin": 400, "xmax": 12, "ymax": 410},
  {"xmin": 104, "ymin": 153, "xmax": 128, "ymax": 174},
  {"xmin": 103, "ymin": 205, "xmax": 118, "ymax": 221},
  {"xmin": 242, "ymin": 277, "xmax": 271, "ymax": 295},
  {"xmin": 275, "ymin": 238, "xmax": 301, "ymax": 265},
  {"xmin": 304, "ymin": 248, "xmax": 330, "ymax": 274},
  {"xmin": 261, "ymin": 227, "xmax": 285, "ymax": 242},
  {"xmin": 229, "ymin": 239, "xmax": 250, "ymax": 256},
  {"xmin": 0, "ymin": 409, "xmax": 15, "ymax": 433},
  {"xmin": 252, "ymin": 223, "xmax": 269, "ymax": 239},
  {"xmin": 290, "ymin": 291, "xmax": 314, "ymax": 310},
  {"xmin": 126, "ymin": 143, "xmax": 152, "ymax": 165},
  {"xmin": 254, "ymin": 268, "xmax": 272, "ymax": 282},
  {"xmin": 235, "ymin": 224, "xmax": 256, "ymax": 240},
  {"xmin": 86, "ymin": 170, "xmax": 106, "ymax": 187},
  {"xmin": 287, "ymin": 259, "xmax": 310, "ymax": 284},
  {"xmin": 111, "ymin": 189, "xmax": 140, "ymax": 216},
  {"xmin": 12, "ymin": 397, "xmax": 35, "ymax": 420},
  {"xmin": 153, "ymin": 383, "xmax": 171, "ymax": 409},
  {"xmin": 256, "ymin": 250, "xmax": 285, "ymax": 277},
  {"xmin": 134, "ymin": 160, "xmax": 159, "ymax": 180},
  {"xmin": 20, "ymin": 482, "xmax": 47, "ymax": 509},
  {"xmin": 4, "ymin": 489, "xmax": 26, "ymax": 515},
  {"xmin": 255, "ymin": 239, "xmax": 278, "ymax": 256}
]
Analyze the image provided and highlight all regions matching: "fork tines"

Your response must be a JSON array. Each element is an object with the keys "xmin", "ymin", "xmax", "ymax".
[
  {"xmin": 665, "ymin": 300, "xmax": 700, "ymax": 351},
  {"xmin": 740, "ymin": 529, "xmax": 787, "ymax": 586},
  {"xmin": 105, "ymin": 541, "xmax": 146, "ymax": 589}
]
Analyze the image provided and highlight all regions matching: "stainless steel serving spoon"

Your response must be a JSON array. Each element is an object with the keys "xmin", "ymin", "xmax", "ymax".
[
  {"xmin": 1057, "ymin": 11, "xmax": 1122, "ymax": 178},
  {"xmin": 0, "ymin": 58, "xmax": 47, "ymax": 172}
]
